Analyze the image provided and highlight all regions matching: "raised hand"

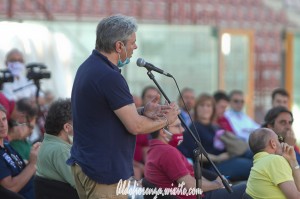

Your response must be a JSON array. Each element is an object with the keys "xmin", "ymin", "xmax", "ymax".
[
  {"xmin": 143, "ymin": 96, "xmax": 171, "ymax": 119},
  {"xmin": 283, "ymin": 129, "xmax": 296, "ymax": 146},
  {"xmin": 282, "ymin": 142, "xmax": 297, "ymax": 167},
  {"xmin": 163, "ymin": 101, "xmax": 181, "ymax": 125},
  {"xmin": 28, "ymin": 142, "xmax": 41, "ymax": 165}
]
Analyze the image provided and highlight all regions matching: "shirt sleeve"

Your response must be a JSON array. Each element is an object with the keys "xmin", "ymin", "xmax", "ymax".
[
  {"xmin": 158, "ymin": 147, "xmax": 190, "ymax": 182},
  {"xmin": 54, "ymin": 150, "xmax": 76, "ymax": 188},
  {"xmin": 100, "ymin": 71, "xmax": 133, "ymax": 111},
  {"xmin": 269, "ymin": 156, "xmax": 293, "ymax": 185}
]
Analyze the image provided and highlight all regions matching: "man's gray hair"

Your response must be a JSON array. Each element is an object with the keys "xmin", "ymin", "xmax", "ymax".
[{"xmin": 95, "ymin": 14, "xmax": 138, "ymax": 53}]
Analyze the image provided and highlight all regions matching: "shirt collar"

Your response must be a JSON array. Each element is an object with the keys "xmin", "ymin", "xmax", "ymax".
[
  {"xmin": 253, "ymin": 151, "xmax": 270, "ymax": 163},
  {"xmin": 44, "ymin": 133, "xmax": 71, "ymax": 146},
  {"xmin": 92, "ymin": 49, "xmax": 121, "ymax": 73},
  {"xmin": 149, "ymin": 139, "xmax": 167, "ymax": 147}
]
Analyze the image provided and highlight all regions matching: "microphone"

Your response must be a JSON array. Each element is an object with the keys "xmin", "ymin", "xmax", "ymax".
[{"xmin": 136, "ymin": 58, "xmax": 173, "ymax": 77}]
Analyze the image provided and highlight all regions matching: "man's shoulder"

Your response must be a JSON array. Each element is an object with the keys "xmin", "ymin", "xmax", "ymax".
[
  {"xmin": 160, "ymin": 145, "xmax": 184, "ymax": 159},
  {"xmin": 40, "ymin": 139, "xmax": 70, "ymax": 153},
  {"xmin": 151, "ymin": 142, "xmax": 179, "ymax": 154},
  {"xmin": 258, "ymin": 153, "xmax": 288, "ymax": 166}
]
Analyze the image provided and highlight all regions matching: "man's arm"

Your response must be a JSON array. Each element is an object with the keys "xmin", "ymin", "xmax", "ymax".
[
  {"xmin": 282, "ymin": 143, "xmax": 300, "ymax": 191},
  {"xmin": 177, "ymin": 175, "xmax": 223, "ymax": 192},
  {"xmin": 200, "ymin": 152, "xmax": 230, "ymax": 163},
  {"xmin": 279, "ymin": 181, "xmax": 300, "ymax": 199},
  {"xmin": 0, "ymin": 162, "xmax": 35, "ymax": 192},
  {"xmin": 0, "ymin": 142, "xmax": 40, "ymax": 192}
]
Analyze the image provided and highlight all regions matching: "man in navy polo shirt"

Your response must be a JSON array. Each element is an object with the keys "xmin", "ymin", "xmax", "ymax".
[{"xmin": 67, "ymin": 14, "xmax": 180, "ymax": 199}]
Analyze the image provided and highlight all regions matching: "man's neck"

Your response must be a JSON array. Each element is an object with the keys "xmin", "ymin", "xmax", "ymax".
[
  {"xmin": 58, "ymin": 131, "xmax": 71, "ymax": 144},
  {"xmin": 98, "ymin": 50, "xmax": 118, "ymax": 66}
]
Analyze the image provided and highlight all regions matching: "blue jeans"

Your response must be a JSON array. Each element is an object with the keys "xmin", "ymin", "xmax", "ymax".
[{"xmin": 208, "ymin": 157, "xmax": 253, "ymax": 181}]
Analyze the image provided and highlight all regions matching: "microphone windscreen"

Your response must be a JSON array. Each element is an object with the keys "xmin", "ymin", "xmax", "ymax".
[{"xmin": 136, "ymin": 58, "xmax": 145, "ymax": 67}]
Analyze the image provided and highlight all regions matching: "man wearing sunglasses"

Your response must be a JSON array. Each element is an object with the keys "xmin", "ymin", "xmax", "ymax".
[
  {"xmin": 246, "ymin": 128, "xmax": 300, "ymax": 198},
  {"xmin": 224, "ymin": 90, "xmax": 259, "ymax": 142}
]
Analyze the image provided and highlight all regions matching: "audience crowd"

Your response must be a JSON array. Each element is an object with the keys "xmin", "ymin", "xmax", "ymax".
[{"xmin": 1, "ymin": 16, "xmax": 299, "ymax": 199}]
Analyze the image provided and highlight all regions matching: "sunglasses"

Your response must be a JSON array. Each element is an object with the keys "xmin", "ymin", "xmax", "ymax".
[
  {"xmin": 232, "ymin": 99, "xmax": 244, "ymax": 104},
  {"xmin": 278, "ymin": 135, "xmax": 284, "ymax": 143}
]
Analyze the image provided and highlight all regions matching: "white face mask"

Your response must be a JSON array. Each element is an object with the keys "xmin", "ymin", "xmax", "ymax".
[
  {"xmin": 163, "ymin": 128, "xmax": 173, "ymax": 142},
  {"xmin": 68, "ymin": 135, "xmax": 73, "ymax": 144},
  {"xmin": 7, "ymin": 61, "xmax": 26, "ymax": 77}
]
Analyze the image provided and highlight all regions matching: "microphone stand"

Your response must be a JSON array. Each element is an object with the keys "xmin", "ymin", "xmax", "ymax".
[{"xmin": 146, "ymin": 70, "xmax": 233, "ymax": 198}]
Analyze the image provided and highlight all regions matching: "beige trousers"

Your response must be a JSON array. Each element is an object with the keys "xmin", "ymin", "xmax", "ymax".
[{"xmin": 71, "ymin": 164, "xmax": 128, "ymax": 199}]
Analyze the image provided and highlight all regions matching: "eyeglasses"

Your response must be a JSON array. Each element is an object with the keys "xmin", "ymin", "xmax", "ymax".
[
  {"xmin": 10, "ymin": 120, "xmax": 34, "ymax": 130},
  {"xmin": 232, "ymin": 99, "xmax": 244, "ymax": 104}
]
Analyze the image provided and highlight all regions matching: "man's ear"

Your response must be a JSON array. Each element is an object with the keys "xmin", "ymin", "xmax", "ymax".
[
  {"xmin": 115, "ymin": 41, "xmax": 123, "ymax": 53},
  {"xmin": 269, "ymin": 139, "xmax": 277, "ymax": 149},
  {"xmin": 63, "ymin": 123, "xmax": 69, "ymax": 133}
]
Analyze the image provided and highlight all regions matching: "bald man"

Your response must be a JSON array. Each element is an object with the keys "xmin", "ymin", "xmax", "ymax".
[{"xmin": 246, "ymin": 128, "xmax": 300, "ymax": 199}]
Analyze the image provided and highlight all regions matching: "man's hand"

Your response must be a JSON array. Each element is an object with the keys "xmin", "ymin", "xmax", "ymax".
[
  {"xmin": 28, "ymin": 142, "xmax": 41, "ymax": 165},
  {"xmin": 283, "ymin": 130, "xmax": 296, "ymax": 146},
  {"xmin": 282, "ymin": 143, "xmax": 298, "ymax": 167},
  {"xmin": 162, "ymin": 101, "xmax": 180, "ymax": 125},
  {"xmin": 143, "ymin": 95, "xmax": 172, "ymax": 119}
]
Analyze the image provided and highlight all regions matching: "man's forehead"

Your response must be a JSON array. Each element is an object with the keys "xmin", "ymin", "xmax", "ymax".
[
  {"xmin": 7, "ymin": 53, "xmax": 24, "ymax": 61},
  {"xmin": 276, "ymin": 112, "xmax": 292, "ymax": 119},
  {"xmin": 232, "ymin": 94, "xmax": 243, "ymax": 98},
  {"xmin": 274, "ymin": 94, "xmax": 288, "ymax": 99}
]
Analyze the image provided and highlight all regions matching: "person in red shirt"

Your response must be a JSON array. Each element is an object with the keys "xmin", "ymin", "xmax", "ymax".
[
  {"xmin": 133, "ymin": 86, "xmax": 161, "ymax": 180},
  {"xmin": 213, "ymin": 91, "xmax": 234, "ymax": 134},
  {"xmin": 144, "ymin": 118, "xmax": 246, "ymax": 199}
]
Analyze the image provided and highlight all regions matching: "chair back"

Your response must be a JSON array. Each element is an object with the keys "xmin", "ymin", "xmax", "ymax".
[
  {"xmin": 34, "ymin": 175, "xmax": 79, "ymax": 199},
  {"xmin": 0, "ymin": 186, "xmax": 25, "ymax": 199}
]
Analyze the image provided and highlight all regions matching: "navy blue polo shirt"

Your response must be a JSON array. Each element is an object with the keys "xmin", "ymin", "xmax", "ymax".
[
  {"xmin": 0, "ymin": 141, "xmax": 34, "ymax": 199},
  {"xmin": 67, "ymin": 50, "xmax": 135, "ymax": 184}
]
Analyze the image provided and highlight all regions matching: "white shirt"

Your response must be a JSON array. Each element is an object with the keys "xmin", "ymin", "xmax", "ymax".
[
  {"xmin": 2, "ymin": 76, "xmax": 37, "ymax": 101},
  {"xmin": 224, "ymin": 109, "xmax": 260, "ymax": 142}
]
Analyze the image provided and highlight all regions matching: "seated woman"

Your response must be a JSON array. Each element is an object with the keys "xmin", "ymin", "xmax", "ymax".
[
  {"xmin": 36, "ymin": 98, "xmax": 76, "ymax": 187},
  {"xmin": 178, "ymin": 94, "xmax": 252, "ymax": 181},
  {"xmin": 0, "ymin": 104, "xmax": 40, "ymax": 199}
]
